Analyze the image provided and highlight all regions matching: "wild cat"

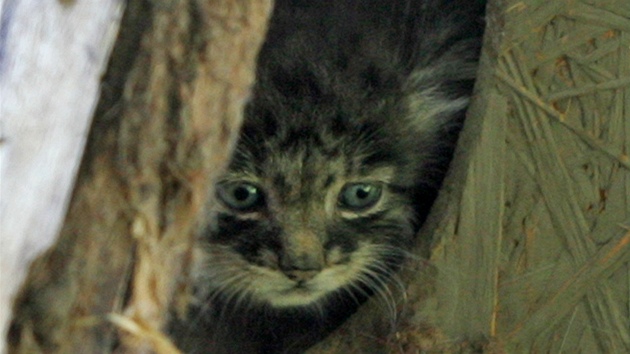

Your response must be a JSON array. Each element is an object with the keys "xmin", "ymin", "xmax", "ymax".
[{"xmin": 178, "ymin": 0, "xmax": 485, "ymax": 352}]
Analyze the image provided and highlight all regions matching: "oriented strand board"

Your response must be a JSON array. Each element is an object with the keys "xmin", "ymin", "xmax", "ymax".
[{"xmin": 492, "ymin": 1, "xmax": 630, "ymax": 351}]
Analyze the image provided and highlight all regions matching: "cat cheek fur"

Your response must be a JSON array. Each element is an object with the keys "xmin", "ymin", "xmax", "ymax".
[{"xmin": 197, "ymin": 239, "xmax": 411, "ymax": 308}]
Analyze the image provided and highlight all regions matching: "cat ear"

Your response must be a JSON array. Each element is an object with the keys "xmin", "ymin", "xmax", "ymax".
[
  {"xmin": 402, "ymin": 35, "xmax": 481, "ymax": 135},
  {"xmin": 403, "ymin": 81, "xmax": 469, "ymax": 139}
]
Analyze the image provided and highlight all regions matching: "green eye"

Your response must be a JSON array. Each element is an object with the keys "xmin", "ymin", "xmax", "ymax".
[
  {"xmin": 338, "ymin": 183, "xmax": 382, "ymax": 211},
  {"xmin": 217, "ymin": 182, "xmax": 264, "ymax": 211}
]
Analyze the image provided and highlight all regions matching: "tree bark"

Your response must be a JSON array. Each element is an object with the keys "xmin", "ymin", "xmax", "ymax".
[{"xmin": 7, "ymin": 0, "xmax": 272, "ymax": 352}]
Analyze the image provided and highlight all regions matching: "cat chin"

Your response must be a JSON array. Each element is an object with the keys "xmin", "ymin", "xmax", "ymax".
[{"xmin": 262, "ymin": 287, "xmax": 330, "ymax": 308}]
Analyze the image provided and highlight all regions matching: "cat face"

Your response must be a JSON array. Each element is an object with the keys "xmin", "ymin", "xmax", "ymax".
[
  {"xmin": 201, "ymin": 125, "xmax": 417, "ymax": 308},
  {"xmin": 195, "ymin": 5, "xmax": 475, "ymax": 309}
]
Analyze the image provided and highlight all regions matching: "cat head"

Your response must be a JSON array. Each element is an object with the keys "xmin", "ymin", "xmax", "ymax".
[
  {"xmin": 206, "ymin": 139, "xmax": 416, "ymax": 308},
  {"xmin": 196, "ymin": 20, "xmax": 473, "ymax": 309},
  {"xmin": 197, "ymin": 78, "xmax": 465, "ymax": 310}
]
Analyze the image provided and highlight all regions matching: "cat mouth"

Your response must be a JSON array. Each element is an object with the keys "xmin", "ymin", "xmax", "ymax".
[
  {"xmin": 262, "ymin": 277, "xmax": 330, "ymax": 306},
  {"xmin": 283, "ymin": 280, "xmax": 314, "ymax": 293},
  {"xmin": 261, "ymin": 262, "xmax": 357, "ymax": 306},
  {"xmin": 284, "ymin": 285, "xmax": 311, "ymax": 295}
]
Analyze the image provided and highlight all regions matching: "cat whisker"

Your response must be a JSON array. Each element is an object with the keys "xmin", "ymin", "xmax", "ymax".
[{"xmin": 358, "ymin": 267, "xmax": 399, "ymax": 323}]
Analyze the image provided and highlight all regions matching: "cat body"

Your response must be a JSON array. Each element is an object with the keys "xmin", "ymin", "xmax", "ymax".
[{"xmin": 177, "ymin": 1, "xmax": 485, "ymax": 352}]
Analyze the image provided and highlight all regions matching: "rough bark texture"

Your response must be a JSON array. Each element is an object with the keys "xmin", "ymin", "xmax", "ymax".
[
  {"xmin": 7, "ymin": 0, "xmax": 272, "ymax": 352},
  {"xmin": 309, "ymin": 0, "xmax": 630, "ymax": 353}
]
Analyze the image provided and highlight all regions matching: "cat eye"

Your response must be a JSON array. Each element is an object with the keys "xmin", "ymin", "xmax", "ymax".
[
  {"xmin": 338, "ymin": 183, "xmax": 382, "ymax": 211},
  {"xmin": 216, "ymin": 182, "xmax": 265, "ymax": 212}
]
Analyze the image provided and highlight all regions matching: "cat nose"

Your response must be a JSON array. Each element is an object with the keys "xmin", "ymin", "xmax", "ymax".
[{"xmin": 280, "ymin": 253, "xmax": 323, "ymax": 282}]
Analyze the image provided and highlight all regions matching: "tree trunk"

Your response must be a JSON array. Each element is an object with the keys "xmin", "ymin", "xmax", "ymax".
[{"xmin": 5, "ymin": 0, "xmax": 272, "ymax": 352}]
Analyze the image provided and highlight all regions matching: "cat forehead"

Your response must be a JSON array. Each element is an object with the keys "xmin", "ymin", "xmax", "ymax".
[
  {"xmin": 233, "ymin": 115, "xmax": 393, "ymax": 168},
  {"xmin": 227, "ymin": 143, "xmax": 394, "ymax": 184}
]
